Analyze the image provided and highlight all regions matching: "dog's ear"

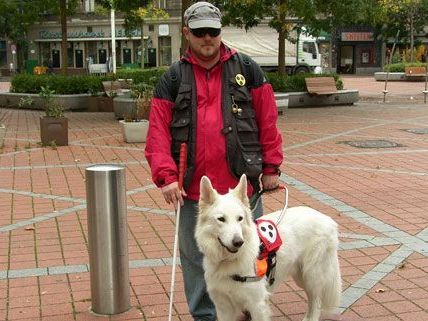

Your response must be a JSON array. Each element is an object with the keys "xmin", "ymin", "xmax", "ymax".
[
  {"xmin": 200, "ymin": 176, "xmax": 218, "ymax": 206},
  {"xmin": 232, "ymin": 174, "xmax": 249, "ymax": 206}
]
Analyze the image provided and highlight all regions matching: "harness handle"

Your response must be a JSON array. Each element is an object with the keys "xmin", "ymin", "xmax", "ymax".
[{"xmin": 250, "ymin": 184, "xmax": 285, "ymax": 210}]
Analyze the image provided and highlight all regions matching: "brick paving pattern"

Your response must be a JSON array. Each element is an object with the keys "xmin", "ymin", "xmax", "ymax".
[{"xmin": 0, "ymin": 78, "xmax": 428, "ymax": 320}]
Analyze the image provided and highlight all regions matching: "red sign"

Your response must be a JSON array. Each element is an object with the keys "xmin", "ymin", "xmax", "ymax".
[{"xmin": 341, "ymin": 32, "xmax": 374, "ymax": 42}]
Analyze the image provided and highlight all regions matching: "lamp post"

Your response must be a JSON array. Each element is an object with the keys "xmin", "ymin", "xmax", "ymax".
[{"xmin": 110, "ymin": 1, "xmax": 117, "ymax": 74}]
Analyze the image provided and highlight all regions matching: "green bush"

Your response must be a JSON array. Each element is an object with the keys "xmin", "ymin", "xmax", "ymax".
[
  {"xmin": 266, "ymin": 73, "xmax": 343, "ymax": 92},
  {"xmin": 113, "ymin": 67, "xmax": 167, "ymax": 86},
  {"xmin": 383, "ymin": 62, "xmax": 427, "ymax": 72},
  {"xmin": 11, "ymin": 74, "xmax": 105, "ymax": 95}
]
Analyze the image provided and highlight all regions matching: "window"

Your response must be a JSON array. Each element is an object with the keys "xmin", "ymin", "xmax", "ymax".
[
  {"xmin": 85, "ymin": 0, "xmax": 95, "ymax": 13},
  {"xmin": 158, "ymin": 0, "xmax": 167, "ymax": 9},
  {"xmin": 0, "ymin": 41, "xmax": 6, "ymax": 67},
  {"xmin": 303, "ymin": 42, "xmax": 316, "ymax": 55}
]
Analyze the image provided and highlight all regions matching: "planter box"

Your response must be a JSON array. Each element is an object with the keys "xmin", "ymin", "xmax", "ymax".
[
  {"xmin": 0, "ymin": 92, "xmax": 91, "ymax": 111},
  {"xmin": 0, "ymin": 125, "xmax": 5, "ymax": 148},
  {"xmin": 40, "ymin": 117, "xmax": 68, "ymax": 146},
  {"xmin": 119, "ymin": 120, "xmax": 149, "ymax": 143},
  {"xmin": 97, "ymin": 96, "xmax": 114, "ymax": 112},
  {"xmin": 114, "ymin": 95, "xmax": 136, "ymax": 119}
]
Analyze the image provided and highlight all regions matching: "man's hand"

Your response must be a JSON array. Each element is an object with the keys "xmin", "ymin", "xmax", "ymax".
[
  {"xmin": 261, "ymin": 174, "xmax": 279, "ymax": 191},
  {"xmin": 161, "ymin": 182, "xmax": 187, "ymax": 209}
]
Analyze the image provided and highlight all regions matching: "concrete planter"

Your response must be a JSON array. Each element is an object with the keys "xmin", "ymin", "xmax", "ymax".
[
  {"xmin": 274, "ymin": 89, "xmax": 359, "ymax": 109},
  {"xmin": 0, "ymin": 124, "xmax": 5, "ymax": 148},
  {"xmin": 374, "ymin": 72, "xmax": 406, "ymax": 81},
  {"xmin": 0, "ymin": 92, "xmax": 91, "ymax": 111},
  {"xmin": 114, "ymin": 95, "xmax": 136, "ymax": 119},
  {"xmin": 119, "ymin": 120, "xmax": 149, "ymax": 143}
]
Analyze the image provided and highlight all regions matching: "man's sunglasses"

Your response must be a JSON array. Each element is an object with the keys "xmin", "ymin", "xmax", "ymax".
[{"xmin": 190, "ymin": 28, "xmax": 221, "ymax": 38}]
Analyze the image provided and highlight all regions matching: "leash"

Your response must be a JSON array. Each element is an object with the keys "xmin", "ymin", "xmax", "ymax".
[
  {"xmin": 168, "ymin": 143, "xmax": 187, "ymax": 321},
  {"xmin": 251, "ymin": 184, "xmax": 289, "ymax": 225}
]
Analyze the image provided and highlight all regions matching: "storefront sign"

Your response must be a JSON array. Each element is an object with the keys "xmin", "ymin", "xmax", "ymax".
[
  {"xmin": 341, "ymin": 32, "xmax": 374, "ymax": 42},
  {"xmin": 38, "ymin": 29, "xmax": 141, "ymax": 40}
]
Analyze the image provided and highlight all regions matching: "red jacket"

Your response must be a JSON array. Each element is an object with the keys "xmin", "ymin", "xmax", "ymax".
[{"xmin": 145, "ymin": 44, "xmax": 283, "ymax": 201}]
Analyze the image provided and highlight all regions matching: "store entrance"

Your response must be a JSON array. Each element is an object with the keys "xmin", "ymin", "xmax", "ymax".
[
  {"xmin": 52, "ymin": 49, "xmax": 60, "ymax": 68},
  {"xmin": 338, "ymin": 45, "xmax": 354, "ymax": 74}
]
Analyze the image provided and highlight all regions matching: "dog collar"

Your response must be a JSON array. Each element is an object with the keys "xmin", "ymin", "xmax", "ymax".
[{"xmin": 231, "ymin": 274, "xmax": 263, "ymax": 282}]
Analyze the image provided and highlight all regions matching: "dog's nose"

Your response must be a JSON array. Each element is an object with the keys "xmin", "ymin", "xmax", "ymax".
[{"xmin": 232, "ymin": 236, "xmax": 244, "ymax": 248}]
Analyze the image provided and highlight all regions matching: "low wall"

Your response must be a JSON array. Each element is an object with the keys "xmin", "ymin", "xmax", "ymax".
[
  {"xmin": 0, "ymin": 92, "xmax": 92, "ymax": 111},
  {"xmin": 374, "ymin": 72, "xmax": 406, "ymax": 81},
  {"xmin": 275, "ymin": 89, "xmax": 359, "ymax": 109}
]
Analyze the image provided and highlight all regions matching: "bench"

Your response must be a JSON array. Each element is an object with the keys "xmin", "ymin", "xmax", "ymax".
[
  {"xmin": 102, "ymin": 81, "xmax": 124, "ymax": 97},
  {"xmin": 405, "ymin": 66, "xmax": 427, "ymax": 79},
  {"xmin": 305, "ymin": 77, "xmax": 338, "ymax": 95}
]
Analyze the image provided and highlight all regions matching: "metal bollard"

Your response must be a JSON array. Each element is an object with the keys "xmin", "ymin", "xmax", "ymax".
[{"xmin": 85, "ymin": 164, "xmax": 130, "ymax": 315}]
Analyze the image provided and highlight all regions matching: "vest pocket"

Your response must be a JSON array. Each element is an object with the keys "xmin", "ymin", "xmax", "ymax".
[{"xmin": 174, "ymin": 84, "xmax": 192, "ymax": 110}]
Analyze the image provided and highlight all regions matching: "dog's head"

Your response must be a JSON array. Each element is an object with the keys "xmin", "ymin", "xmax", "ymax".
[{"xmin": 195, "ymin": 175, "xmax": 258, "ymax": 261}]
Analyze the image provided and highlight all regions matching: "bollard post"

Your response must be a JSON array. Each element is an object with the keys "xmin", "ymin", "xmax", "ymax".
[{"xmin": 85, "ymin": 164, "xmax": 130, "ymax": 315}]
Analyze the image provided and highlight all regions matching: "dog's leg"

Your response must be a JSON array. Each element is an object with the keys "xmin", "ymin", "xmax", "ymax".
[
  {"xmin": 302, "ymin": 295, "xmax": 321, "ymax": 321},
  {"xmin": 246, "ymin": 301, "xmax": 270, "ymax": 321}
]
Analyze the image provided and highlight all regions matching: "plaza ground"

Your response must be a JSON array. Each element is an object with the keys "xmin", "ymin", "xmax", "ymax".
[{"xmin": 0, "ymin": 76, "xmax": 427, "ymax": 320}]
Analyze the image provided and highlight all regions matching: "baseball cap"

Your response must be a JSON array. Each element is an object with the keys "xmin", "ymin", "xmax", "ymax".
[{"xmin": 184, "ymin": 2, "xmax": 222, "ymax": 29}]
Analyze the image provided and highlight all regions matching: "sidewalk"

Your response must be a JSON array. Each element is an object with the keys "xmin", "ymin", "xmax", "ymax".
[{"xmin": 1, "ymin": 92, "xmax": 428, "ymax": 320}]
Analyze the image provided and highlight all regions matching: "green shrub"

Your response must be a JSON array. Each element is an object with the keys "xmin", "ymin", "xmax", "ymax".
[
  {"xmin": 266, "ymin": 73, "xmax": 343, "ymax": 92},
  {"xmin": 383, "ymin": 62, "xmax": 427, "ymax": 72},
  {"xmin": 113, "ymin": 67, "xmax": 167, "ymax": 86},
  {"xmin": 11, "ymin": 74, "xmax": 105, "ymax": 95}
]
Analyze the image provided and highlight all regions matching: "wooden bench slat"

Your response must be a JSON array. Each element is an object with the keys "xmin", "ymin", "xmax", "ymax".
[
  {"xmin": 405, "ymin": 67, "xmax": 427, "ymax": 77},
  {"xmin": 305, "ymin": 77, "xmax": 338, "ymax": 95}
]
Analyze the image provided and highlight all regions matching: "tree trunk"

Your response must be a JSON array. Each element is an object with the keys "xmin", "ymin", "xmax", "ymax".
[
  {"xmin": 60, "ymin": 0, "xmax": 68, "ymax": 75},
  {"xmin": 181, "ymin": 0, "xmax": 192, "ymax": 55},
  {"xmin": 277, "ymin": 5, "xmax": 286, "ymax": 75},
  {"xmin": 410, "ymin": 16, "xmax": 415, "ymax": 62},
  {"xmin": 141, "ymin": 23, "xmax": 145, "ymax": 69}
]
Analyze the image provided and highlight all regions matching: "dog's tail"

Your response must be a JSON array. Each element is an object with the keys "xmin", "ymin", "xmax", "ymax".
[{"xmin": 301, "ymin": 230, "xmax": 342, "ymax": 312}]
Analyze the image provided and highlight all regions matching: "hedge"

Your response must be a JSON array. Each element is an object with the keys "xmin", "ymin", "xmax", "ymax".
[
  {"xmin": 11, "ymin": 74, "xmax": 105, "ymax": 95},
  {"xmin": 266, "ymin": 73, "xmax": 343, "ymax": 92},
  {"xmin": 11, "ymin": 68, "xmax": 342, "ymax": 95},
  {"xmin": 383, "ymin": 62, "xmax": 428, "ymax": 72}
]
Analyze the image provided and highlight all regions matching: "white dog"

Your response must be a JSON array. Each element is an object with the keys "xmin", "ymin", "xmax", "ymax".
[{"xmin": 195, "ymin": 175, "xmax": 341, "ymax": 321}]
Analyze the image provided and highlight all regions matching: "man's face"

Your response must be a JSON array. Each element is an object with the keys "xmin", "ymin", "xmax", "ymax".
[{"xmin": 184, "ymin": 27, "xmax": 222, "ymax": 62}]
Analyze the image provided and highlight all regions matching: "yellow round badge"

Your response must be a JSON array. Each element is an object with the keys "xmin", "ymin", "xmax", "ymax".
[{"xmin": 235, "ymin": 74, "xmax": 246, "ymax": 86}]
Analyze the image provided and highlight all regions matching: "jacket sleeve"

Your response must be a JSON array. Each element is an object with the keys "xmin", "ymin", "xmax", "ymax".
[
  {"xmin": 250, "ymin": 65, "xmax": 283, "ymax": 174},
  {"xmin": 144, "ymin": 96, "xmax": 178, "ymax": 187}
]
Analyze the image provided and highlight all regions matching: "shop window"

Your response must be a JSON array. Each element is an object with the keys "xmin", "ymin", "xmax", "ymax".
[{"xmin": 0, "ymin": 41, "xmax": 7, "ymax": 67}]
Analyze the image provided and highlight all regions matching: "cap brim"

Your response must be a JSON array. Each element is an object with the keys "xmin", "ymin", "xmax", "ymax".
[{"xmin": 188, "ymin": 20, "xmax": 221, "ymax": 29}]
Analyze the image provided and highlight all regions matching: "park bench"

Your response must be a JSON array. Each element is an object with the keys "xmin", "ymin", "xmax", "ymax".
[
  {"xmin": 405, "ymin": 66, "xmax": 427, "ymax": 80},
  {"xmin": 305, "ymin": 77, "xmax": 338, "ymax": 95},
  {"xmin": 102, "ymin": 80, "xmax": 124, "ymax": 97}
]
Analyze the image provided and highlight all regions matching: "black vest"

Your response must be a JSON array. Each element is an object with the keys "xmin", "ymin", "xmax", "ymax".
[{"xmin": 163, "ymin": 53, "xmax": 264, "ymax": 191}]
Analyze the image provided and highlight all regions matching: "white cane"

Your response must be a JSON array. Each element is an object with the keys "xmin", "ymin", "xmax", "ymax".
[{"xmin": 168, "ymin": 143, "xmax": 187, "ymax": 321}]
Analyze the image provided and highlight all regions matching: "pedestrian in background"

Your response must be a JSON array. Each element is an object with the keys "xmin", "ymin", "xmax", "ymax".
[{"xmin": 145, "ymin": 2, "xmax": 283, "ymax": 320}]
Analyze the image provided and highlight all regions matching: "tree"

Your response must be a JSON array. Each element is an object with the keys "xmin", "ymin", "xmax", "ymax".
[
  {"xmin": 214, "ymin": 0, "xmax": 376, "ymax": 74},
  {"xmin": 124, "ymin": 2, "xmax": 168, "ymax": 68},
  {"xmin": 0, "ymin": 0, "xmax": 54, "ymax": 71},
  {"xmin": 377, "ymin": 0, "xmax": 428, "ymax": 62}
]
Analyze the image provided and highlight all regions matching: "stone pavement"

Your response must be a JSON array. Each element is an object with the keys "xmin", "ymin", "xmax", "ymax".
[{"xmin": 1, "ymin": 90, "xmax": 428, "ymax": 320}]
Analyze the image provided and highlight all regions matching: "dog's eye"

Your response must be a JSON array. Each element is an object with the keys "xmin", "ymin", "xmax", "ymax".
[
  {"xmin": 237, "ymin": 216, "xmax": 243, "ymax": 222},
  {"xmin": 217, "ymin": 217, "xmax": 225, "ymax": 222}
]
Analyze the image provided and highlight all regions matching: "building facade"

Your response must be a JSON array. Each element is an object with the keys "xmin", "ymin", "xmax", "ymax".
[{"xmin": 1, "ymin": 0, "xmax": 183, "ymax": 75}]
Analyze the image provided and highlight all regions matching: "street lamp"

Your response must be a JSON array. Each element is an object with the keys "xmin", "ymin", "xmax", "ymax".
[{"xmin": 110, "ymin": 0, "xmax": 117, "ymax": 73}]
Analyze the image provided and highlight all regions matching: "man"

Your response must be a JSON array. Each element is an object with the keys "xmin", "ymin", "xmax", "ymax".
[{"xmin": 145, "ymin": 2, "xmax": 283, "ymax": 320}]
